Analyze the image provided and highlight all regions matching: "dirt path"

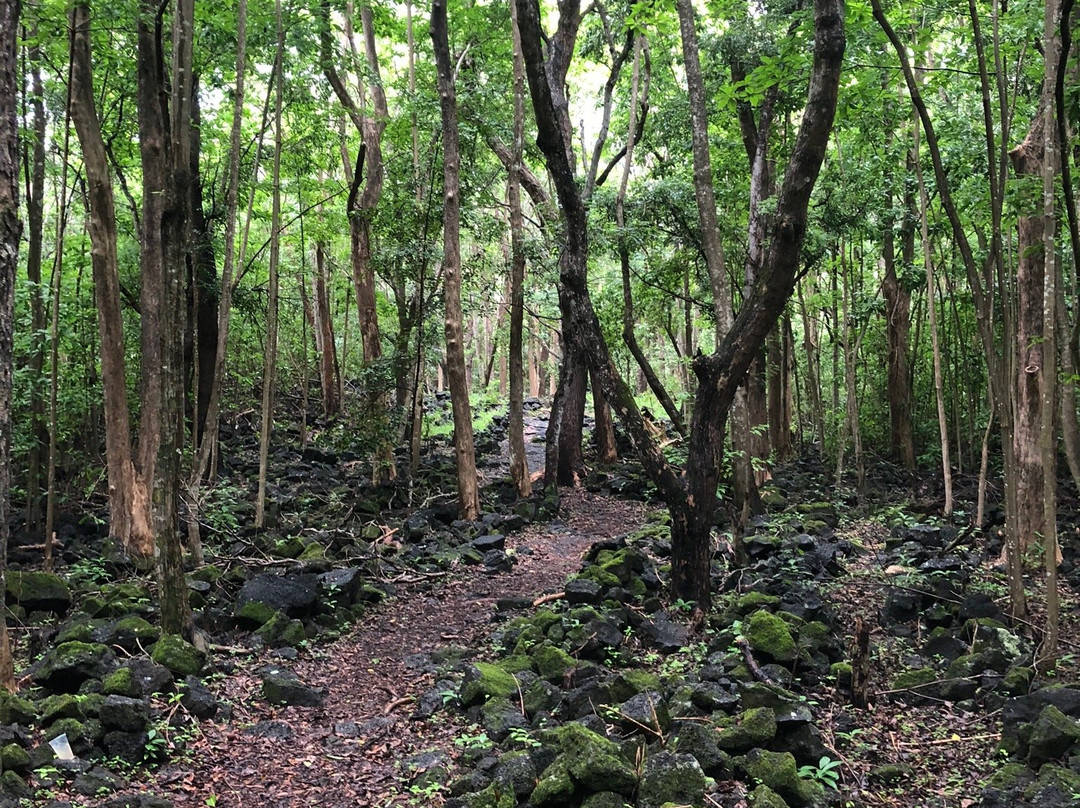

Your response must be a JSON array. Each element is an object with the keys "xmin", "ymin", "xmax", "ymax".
[{"xmin": 141, "ymin": 490, "xmax": 653, "ymax": 808}]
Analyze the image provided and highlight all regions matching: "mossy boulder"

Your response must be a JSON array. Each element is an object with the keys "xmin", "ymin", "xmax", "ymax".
[
  {"xmin": 0, "ymin": 770, "xmax": 31, "ymax": 799},
  {"xmin": 890, "ymin": 667, "xmax": 939, "ymax": 702},
  {"xmin": 1026, "ymin": 704, "xmax": 1080, "ymax": 767},
  {"xmin": 580, "ymin": 793, "xmax": 631, "ymax": 808},
  {"xmin": 150, "ymin": 634, "xmax": 206, "ymax": 676},
  {"xmin": 96, "ymin": 582, "xmax": 154, "ymax": 617},
  {"xmin": 91, "ymin": 615, "xmax": 161, "ymax": 653},
  {"xmin": 254, "ymin": 612, "xmax": 308, "ymax": 648},
  {"xmin": 537, "ymin": 722, "xmax": 637, "ymax": 796},
  {"xmin": 0, "ymin": 743, "xmax": 29, "ymax": 774},
  {"xmin": 531, "ymin": 757, "xmax": 576, "ymax": 808},
  {"xmin": 1001, "ymin": 666, "xmax": 1035, "ymax": 696},
  {"xmin": 1023, "ymin": 763, "xmax": 1080, "ymax": 805},
  {"xmin": 497, "ymin": 655, "xmax": 534, "ymax": 675},
  {"xmin": 750, "ymin": 785, "xmax": 791, "ymax": 808},
  {"xmin": 637, "ymin": 750, "xmax": 706, "ymax": 808},
  {"xmin": 592, "ymin": 548, "xmax": 645, "ymax": 585},
  {"xmin": 733, "ymin": 592, "xmax": 782, "ymax": 615},
  {"xmin": 6, "ymin": 570, "xmax": 71, "ymax": 613},
  {"xmin": 40, "ymin": 693, "xmax": 86, "ymax": 725},
  {"xmin": 718, "ymin": 707, "xmax": 778, "ymax": 753},
  {"xmin": 235, "ymin": 599, "xmax": 279, "ymax": 627},
  {"xmin": 32, "ymin": 641, "xmax": 115, "ymax": 692},
  {"xmin": 745, "ymin": 611, "xmax": 797, "ymax": 663},
  {"xmin": 741, "ymin": 749, "xmax": 824, "ymax": 807},
  {"xmin": 0, "ymin": 691, "xmax": 37, "ymax": 725},
  {"xmin": 463, "ymin": 781, "xmax": 517, "ymax": 808},
  {"xmin": 103, "ymin": 667, "xmax": 141, "ymax": 698},
  {"xmin": 461, "ymin": 662, "xmax": 520, "ymax": 706},
  {"xmin": 532, "ymin": 644, "xmax": 576, "ymax": 682}
]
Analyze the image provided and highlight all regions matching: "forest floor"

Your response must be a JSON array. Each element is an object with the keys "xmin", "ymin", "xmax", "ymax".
[{"xmin": 140, "ymin": 490, "xmax": 655, "ymax": 808}]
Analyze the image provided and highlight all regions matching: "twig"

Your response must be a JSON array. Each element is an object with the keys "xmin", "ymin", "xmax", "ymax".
[
  {"xmin": 735, "ymin": 638, "xmax": 778, "ymax": 685},
  {"xmin": 383, "ymin": 696, "xmax": 413, "ymax": 715},
  {"xmin": 533, "ymin": 591, "xmax": 565, "ymax": 606}
]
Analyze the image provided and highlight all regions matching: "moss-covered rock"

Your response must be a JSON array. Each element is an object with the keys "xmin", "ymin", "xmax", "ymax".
[
  {"xmin": 497, "ymin": 655, "xmax": 534, "ymax": 675},
  {"xmin": 0, "ymin": 743, "xmax": 29, "ymax": 774},
  {"xmin": 103, "ymin": 667, "xmax": 141, "ymax": 698},
  {"xmin": 96, "ymin": 582, "xmax": 154, "ymax": 617},
  {"xmin": 1026, "ymin": 704, "xmax": 1080, "ymax": 767},
  {"xmin": 580, "ymin": 792, "xmax": 631, "ymax": 808},
  {"xmin": 717, "ymin": 707, "xmax": 778, "ymax": 753},
  {"xmin": 254, "ymin": 612, "xmax": 307, "ymax": 648},
  {"xmin": 150, "ymin": 634, "xmax": 206, "ymax": 676},
  {"xmin": 461, "ymin": 662, "xmax": 520, "ymax": 706},
  {"xmin": 6, "ymin": 570, "xmax": 71, "ymax": 613},
  {"xmin": 1023, "ymin": 763, "xmax": 1080, "ymax": 804},
  {"xmin": 734, "ymin": 592, "xmax": 782, "ymax": 615},
  {"xmin": 1001, "ymin": 666, "xmax": 1035, "ymax": 696},
  {"xmin": 741, "ymin": 749, "xmax": 824, "ymax": 807},
  {"xmin": 32, "ymin": 641, "xmax": 115, "ymax": 692},
  {"xmin": 463, "ymin": 781, "xmax": 517, "ymax": 808},
  {"xmin": 637, "ymin": 750, "xmax": 706, "ymax": 808},
  {"xmin": 0, "ymin": 770, "xmax": 31, "ymax": 799},
  {"xmin": 40, "ymin": 693, "xmax": 86, "ymax": 725},
  {"xmin": 235, "ymin": 599, "xmax": 279, "ymax": 627},
  {"xmin": 538, "ymin": 722, "xmax": 637, "ymax": 795},
  {"xmin": 92, "ymin": 615, "xmax": 161, "ymax": 652},
  {"xmin": 746, "ymin": 610, "xmax": 797, "ymax": 663},
  {"xmin": 890, "ymin": 667, "xmax": 939, "ymax": 702},
  {"xmin": 531, "ymin": 757, "xmax": 575, "ymax": 808},
  {"xmin": 0, "ymin": 691, "xmax": 37, "ymax": 725},
  {"xmin": 532, "ymin": 644, "xmax": 576, "ymax": 682},
  {"xmin": 750, "ymin": 785, "xmax": 791, "ymax": 808}
]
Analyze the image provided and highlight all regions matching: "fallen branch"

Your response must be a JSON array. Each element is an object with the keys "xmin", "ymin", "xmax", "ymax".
[
  {"xmin": 533, "ymin": 591, "xmax": 565, "ymax": 606},
  {"xmin": 735, "ymin": 638, "xmax": 778, "ymax": 685},
  {"xmin": 383, "ymin": 696, "xmax": 413, "ymax": 715}
]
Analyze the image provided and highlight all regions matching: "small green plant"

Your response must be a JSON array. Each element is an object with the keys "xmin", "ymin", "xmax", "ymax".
[
  {"xmin": 454, "ymin": 725, "xmax": 493, "ymax": 751},
  {"xmin": 507, "ymin": 726, "xmax": 541, "ymax": 748},
  {"xmin": 144, "ymin": 727, "xmax": 169, "ymax": 761},
  {"xmin": 205, "ymin": 796, "xmax": 219, "ymax": 807},
  {"xmin": 671, "ymin": 598, "xmax": 695, "ymax": 613},
  {"xmin": 798, "ymin": 756, "xmax": 841, "ymax": 790}
]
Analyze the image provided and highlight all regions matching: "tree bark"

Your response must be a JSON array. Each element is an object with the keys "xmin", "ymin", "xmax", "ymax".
[
  {"xmin": 508, "ymin": 0, "xmax": 532, "ymax": 497},
  {"xmin": 313, "ymin": 241, "xmax": 340, "ymax": 418},
  {"xmin": 431, "ymin": 0, "xmax": 480, "ymax": 519},
  {"xmin": 0, "ymin": 0, "xmax": 19, "ymax": 688},
  {"xmin": 70, "ymin": 3, "xmax": 148, "ymax": 557}
]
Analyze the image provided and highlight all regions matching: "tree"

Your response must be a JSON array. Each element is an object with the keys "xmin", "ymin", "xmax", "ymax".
[
  {"xmin": 0, "ymin": 0, "xmax": 18, "ymax": 690},
  {"xmin": 515, "ymin": 0, "xmax": 845, "ymax": 610},
  {"xmin": 432, "ymin": 0, "xmax": 481, "ymax": 519}
]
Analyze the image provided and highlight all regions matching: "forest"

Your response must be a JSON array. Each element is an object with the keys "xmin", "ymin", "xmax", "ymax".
[{"xmin": 0, "ymin": 0, "xmax": 1079, "ymax": 804}]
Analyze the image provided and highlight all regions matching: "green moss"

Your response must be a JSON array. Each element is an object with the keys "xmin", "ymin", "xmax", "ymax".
[
  {"xmin": 749, "ymin": 785, "xmax": 790, "ymax": 808},
  {"xmin": 575, "ymin": 568, "xmax": 621, "ymax": 589},
  {"xmin": 741, "ymin": 749, "xmax": 824, "ymax": 807},
  {"xmin": 1001, "ymin": 666, "xmax": 1034, "ymax": 696},
  {"xmin": 532, "ymin": 609, "xmax": 561, "ymax": 634},
  {"xmin": 533, "ymin": 644, "xmax": 576, "ymax": 682},
  {"xmin": 531, "ymin": 758, "xmax": 575, "ymax": 808},
  {"xmin": 235, "ymin": 600, "xmax": 279, "ymax": 626},
  {"xmin": 745, "ymin": 610, "xmax": 797, "ymax": 663},
  {"xmin": 461, "ymin": 662, "xmax": 519, "ymax": 706},
  {"xmin": 539, "ymin": 723, "xmax": 637, "ymax": 794},
  {"xmin": 717, "ymin": 707, "xmax": 777, "ymax": 752},
  {"xmin": 46, "ymin": 717, "xmax": 87, "ymax": 744},
  {"xmin": 985, "ymin": 762, "xmax": 1032, "ymax": 790},
  {"xmin": 891, "ymin": 668, "xmax": 938, "ymax": 692},
  {"xmin": 734, "ymin": 592, "xmax": 781, "ymax": 614},
  {"xmin": 497, "ymin": 655, "xmax": 534, "ymax": 675},
  {"xmin": 150, "ymin": 634, "xmax": 206, "ymax": 676},
  {"xmin": 254, "ymin": 613, "xmax": 307, "ymax": 647},
  {"xmin": 0, "ymin": 743, "xmax": 29, "ymax": 773},
  {"xmin": 6, "ymin": 570, "xmax": 71, "ymax": 611},
  {"xmin": 190, "ymin": 564, "xmax": 223, "ymax": 584},
  {"xmin": 0, "ymin": 692, "xmax": 38, "ymax": 725},
  {"xmin": 103, "ymin": 667, "xmax": 140, "ymax": 697},
  {"xmin": 40, "ymin": 694, "xmax": 85, "ymax": 725},
  {"xmin": 463, "ymin": 782, "xmax": 517, "ymax": 808}
]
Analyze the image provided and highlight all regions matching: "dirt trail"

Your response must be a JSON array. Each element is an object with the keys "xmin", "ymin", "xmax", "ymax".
[{"xmin": 141, "ymin": 490, "xmax": 652, "ymax": 808}]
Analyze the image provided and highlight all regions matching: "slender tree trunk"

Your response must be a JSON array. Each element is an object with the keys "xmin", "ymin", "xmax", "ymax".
[
  {"xmin": 313, "ymin": 241, "xmax": 340, "ymax": 417},
  {"xmin": 0, "ymin": 0, "xmax": 19, "ymax": 689},
  {"xmin": 508, "ymin": 0, "xmax": 531, "ymax": 497},
  {"xmin": 591, "ymin": 369, "xmax": 618, "ymax": 464},
  {"xmin": 255, "ymin": 4, "xmax": 284, "ymax": 530},
  {"xmin": 432, "ymin": 0, "xmax": 480, "ymax": 519},
  {"xmin": 70, "ymin": 3, "xmax": 148, "ymax": 557},
  {"xmin": 24, "ymin": 35, "xmax": 47, "ymax": 537},
  {"xmin": 916, "ymin": 119, "xmax": 954, "ymax": 516}
]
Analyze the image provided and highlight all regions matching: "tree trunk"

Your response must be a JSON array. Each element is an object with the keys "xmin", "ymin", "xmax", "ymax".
[
  {"xmin": 313, "ymin": 241, "xmax": 340, "ymax": 418},
  {"xmin": 915, "ymin": 119, "xmax": 954, "ymax": 516},
  {"xmin": 591, "ymin": 369, "xmax": 618, "ymax": 464},
  {"xmin": 136, "ymin": 0, "xmax": 194, "ymax": 636},
  {"xmin": 0, "ymin": 0, "xmax": 19, "ymax": 688},
  {"xmin": 255, "ymin": 4, "xmax": 284, "ymax": 532},
  {"xmin": 70, "ymin": 3, "xmax": 148, "ymax": 557},
  {"xmin": 432, "ymin": 0, "xmax": 480, "ymax": 519},
  {"xmin": 882, "ymin": 149, "xmax": 916, "ymax": 470},
  {"xmin": 24, "ymin": 36, "xmax": 47, "ymax": 537},
  {"xmin": 508, "ymin": 0, "xmax": 531, "ymax": 497}
]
